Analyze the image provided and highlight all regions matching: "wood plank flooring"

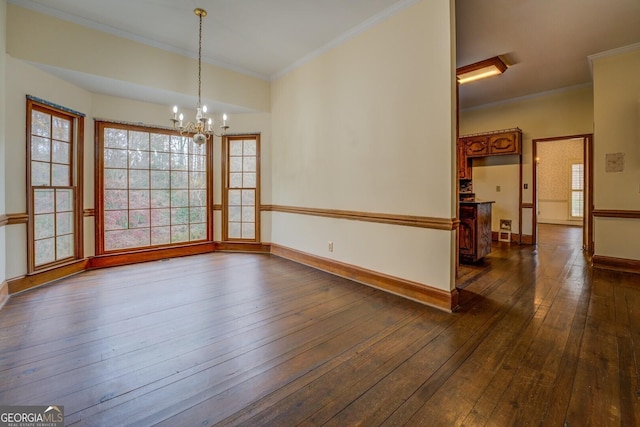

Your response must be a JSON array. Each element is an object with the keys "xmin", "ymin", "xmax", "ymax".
[{"xmin": 0, "ymin": 224, "xmax": 638, "ymax": 426}]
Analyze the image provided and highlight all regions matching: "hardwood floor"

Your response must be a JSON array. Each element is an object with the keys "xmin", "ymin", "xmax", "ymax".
[{"xmin": 1, "ymin": 225, "xmax": 638, "ymax": 426}]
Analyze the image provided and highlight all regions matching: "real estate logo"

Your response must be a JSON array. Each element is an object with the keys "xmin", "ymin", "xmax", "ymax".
[{"xmin": 0, "ymin": 406, "xmax": 64, "ymax": 427}]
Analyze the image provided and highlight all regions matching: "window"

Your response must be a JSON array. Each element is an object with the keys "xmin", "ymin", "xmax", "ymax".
[
  {"xmin": 95, "ymin": 122, "xmax": 211, "ymax": 254},
  {"xmin": 222, "ymin": 135, "xmax": 260, "ymax": 241},
  {"xmin": 27, "ymin": 98, "xmax": 84, "ymax": 271},
  {"xmin": 571, "ymin": 163, "xmax": 584, "ymax": 218}
]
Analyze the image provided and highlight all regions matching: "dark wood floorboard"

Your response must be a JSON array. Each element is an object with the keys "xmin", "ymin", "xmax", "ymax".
[{"xmin": 1, "ymin": 224, "xmax": 638, "ymax": 426}]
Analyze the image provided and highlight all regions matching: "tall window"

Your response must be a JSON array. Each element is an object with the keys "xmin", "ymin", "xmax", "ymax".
[
  {"xmin": 27, "ymin": 98, "xmax": 84, "ymax": 271},
  {"xmin": 571, "ymin": 163, "xmax": 584, "ymax": 218},
  {"xmin": 95, "ymin": 122, "xmax": 212, "ymax": 254},
  {"xmin": 223, "ymin": 135, "xmax": 260, "ymax": 241}
]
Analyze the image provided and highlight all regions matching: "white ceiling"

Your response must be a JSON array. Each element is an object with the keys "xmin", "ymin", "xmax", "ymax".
[{"xmin": 10, "ymin": 0, "xmax": 640, "ymax": 110}]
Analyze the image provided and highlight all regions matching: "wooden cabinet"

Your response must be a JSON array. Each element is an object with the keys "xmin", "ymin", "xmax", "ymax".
[
  {"xmin": 463, "ymin": 136, "xmax": 489, "ymax": 157},
  {"xmin": 459, "ymin": 202, "xmax": 493, "ymax": 263},
  {"xmin": 488, "ymin": 131, "xmax": 520, "ymax": 155},
  {"xmin": 457, "ymin": 143, "xmax": 472, "ymax": 179}
]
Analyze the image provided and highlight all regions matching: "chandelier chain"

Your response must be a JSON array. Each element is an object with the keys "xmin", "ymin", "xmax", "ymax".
[{"xmin": 198, "ymin": 11, "xmax": 203, "ymax": 107}]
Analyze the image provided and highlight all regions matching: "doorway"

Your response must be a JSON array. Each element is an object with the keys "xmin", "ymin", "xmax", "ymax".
[{"xmin": 532, "ymin": 135, "xmax": 593, "ymax": 253}]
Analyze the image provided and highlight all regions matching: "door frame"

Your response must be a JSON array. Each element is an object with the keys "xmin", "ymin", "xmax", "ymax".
[{"xmin": 531, "ymin": 134, "xmax": 593, "ymax": 254}]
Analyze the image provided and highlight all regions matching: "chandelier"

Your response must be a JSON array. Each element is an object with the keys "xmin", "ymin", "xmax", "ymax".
[{"xmin": 171, "ymin": 8, "xmax": 229, "ymax": 145}]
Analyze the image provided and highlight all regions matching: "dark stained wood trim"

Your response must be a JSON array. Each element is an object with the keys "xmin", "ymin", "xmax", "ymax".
[
  {"xmin": 8, "ymin": 259, "xmax": 89, "ymax": 294},
  {"xmin": 0, "ymin": 215, "xmax": 8, "ymax": 227},
  {"xmin": 267, "ymin": 205, "xmax": 457, "ymax": 231},
  {"xmin": 5, "ymin": 213, "xmax": 29, "ymax": 225},
  {"xmin": 592, "ymin": 255, "xmax": 640, "ymax": 274},
  {"xmin": 520, "ymin": 234, "xmax": 534, "ymax": 245},
  {"xmin": 271, "ymin": 244, "xmax": 458, "ymax": 312},
  {"xmin": 489, "ymin": 232, "xmax": 533, "ymax": 245},
  {"xmin": 522, "ymin": 202, "xmax": 534, "ymax": 209},
  {"xmin": 89, "ymin": 242, "xmax": 215, "ymax": 269},
  {"xmin": 592, "ymin": 209, "xmax": 640, "ymax": 219},
  {"xmin": 0, "ymin": 281, "xmax": 8, "ymax": 310},
  {"xmin": 83, "ymin": 208, "xmax": 95, "ymax": 217},
  {"xmin": 213, "ymin": 204, "xmax": 222, "ymax": 211},
  {"xmin": 215, "ymin": 242, "xmax": 271, "ymax": 253}
]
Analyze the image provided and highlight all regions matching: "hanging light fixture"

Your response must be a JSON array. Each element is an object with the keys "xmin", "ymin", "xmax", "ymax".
[{"xmin": 171, "ymin": 8, "xmax": 229, "ymax": 145}]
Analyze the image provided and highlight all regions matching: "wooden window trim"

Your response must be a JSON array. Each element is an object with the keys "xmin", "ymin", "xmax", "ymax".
[
  {"xmin": 222, "ymin": 134, "xmax": 261, "ymax": 242},
  {"xmin": 94, "ymin": 121, "xmax": 214, "ymax": 257},
  {"xmin": 26, "ymin": 99, "xmax": 84, "ymax": 273}
]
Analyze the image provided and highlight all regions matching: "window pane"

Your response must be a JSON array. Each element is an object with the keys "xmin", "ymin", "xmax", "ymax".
[
  {"xmin": 129, "ymin": 210, "xmax": 150, "ymax": 228},
  {"xmin": 171, "ymin": 225, "xmax": 189, "ymax": 243},
  {"xmin": 56, "ymin": 212, "xmax": 74, "ymax": 235},
  {"xmin": 151, "ymin": 227, "xmax": 171, "ymax": 245},
  {"xmin": 243, "ymin": 173, "xmax": 257, "ymax": 188},
  {"xmin": 230, "ymin": 173, "xmax": 242, "ymax": 188},
  {"xmin": 104, "ymin": 210, "xmax": 128, "ymax": 230},
  {"xmin": 31, "ymin": 136, "xmax": 51, "ymax": 162},
  {"xmin": 104, "ymin": 149, "xmax": 128, "ymax": 168},
  {"xmin": 52, "ymin": 164, "xmax": 70, "ymax": 186},
  {"xmin": 242, "ymin": 190, "xmax": 255, "ymax": 206},
  {"xmin": 171, "ymin": 171, "xmax": 188, "ymax": 189},
  {"xmin": 34, "ymin": 189, "xmax": 55, "ymax": 214},
  {"xmin": 56, "ymin": 234, "xmax": 74, "ymax": 259},
  {"xmin": 230, "ymin": 140, "xmax": 243, "ymax": 156},
  {"xmin": 151, "ymin": 171, "xmax": 170, "ymax": 189},
  {"xmin": 130, "ymin": 131, "xmax": 149, "ymax": 151},
  {"xmin": 129, "ymin": 170, "xmax": 150, "ymax": 189},
  {"xmin": 151, "ymin": 133, "xmax": 170, "ymax": 152},
  {"xmin": 32, "ymin": 161, "xmax": 51, "ymax": 186},
  {"xmin": 35, "ymin": 214, "xmax": 55, "ymax": 239},
  {"xmin": 189, "ymin": 190, "xmax": 206, "ymax": 207},
  {"xmin": 105, "ymin": 190, "xmax": 129, "ymax": 210},
  {"xmin": 228, "ymin": 190, "xmax": 241, "ymax": 206},
  {"xmin": 52, "ymin": 117, "xmax": 71, "ymax": 142},
  {"xmin": 190, "ymin": 223, "xmax": 206, "ymax": 241},
  {"xmin": 189, "ymin": 207, "xmax": 206, "ymax": 223},
  {"xmin": 189, "ymin": 172, "xmax": 207, "ymax": 189},
  {"xmin": 230, "ymin": 157, "xmax": 242, "ymax": 172},
  {"xmin": 171, "ymin": 190, "xmax": 188, "ymax": 207},
  {"xmin": 104, "ymin": 128, "xmax": 128, "ymax": 149},
  {"xmin": 243, "ymin": 140, "xmax": 257, "ymax": 156},
  {"xmin": 129, "ymin": 150, "xmax": 149, "ymax": 169},
  {"xmin": 171, "ymin": 208, "xmax": 189, "ymax": 224},
  {"xmin": 151, "ymin": 209, "xmax": 171, "ymax": 226},
  {"xmin": 190, "ymin": 155, "xmax": 206, "ymax": 171},
  {"xmin": 52, "ymin": 141, "xmax": 70, "ymax": 164},
  {"xmin": 242, "ymin": 207, "xmax": 255, "ymax": 222},
  {"xmin": 228, "ymin": 223, "xmax": 241, "ymax": 239},
  {"xmin": 105, "ymin": 169, "xmax": 128, "ymax": 189},
  {"xmin": 229, "ymin": 206, "xmax": 241, "ymax": 222},
  {"xmin": 170, "ymin": 136, "xmax": 189, "ymax": 154},
  {"xmin": 242, "ymin": 223, "xmax": 255, "ymax": 239},
  {"xmin": 243, "ymin": 157, "xmax": 256, "ymax": 172},
  {"xmin": 35, "ymin": 238, "xmax": 55, "ymax": 265},
  {"xmin": 572, "ymin": 191, "xmax": 584, "ymax": 217},
  {"xmin": 56, "ymin": 189, "xmax": 73, "ymax": 212},
  {"xmin": 151, "ymin": 190, "xmax": 171, "ymax": 208},
  {"xmin": 171, "ymin": 152, "xmax": 188, "ymax": 170},
  {"xmin": 150, "ymin": 152, "xmax": 170, "ymax": 170},
  {"xmin": 32, "ymin": 111, "xmax": 51, "ymax": 138},
  {"xmin": 129, "ymin": 190, "xmax": 149, "ymax": 209}
]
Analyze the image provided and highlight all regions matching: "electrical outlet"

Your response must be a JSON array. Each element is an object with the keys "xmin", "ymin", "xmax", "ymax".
[
  {"xmin": 524, "ymin": 183, "xmax": 528, "ymax": 189},
  {"xmin": 328, "ymin": 241, "xmax": 334, "ymax": 252},
  {"xmin": 496, "ymin": 185, "xmax": 501, "ymax": 192}
]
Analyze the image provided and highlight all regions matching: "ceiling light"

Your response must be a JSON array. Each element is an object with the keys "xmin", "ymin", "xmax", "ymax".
[
  {"xmin": 457, "ymin": 56, "xmax": 508, "ymax": 85},
  {"xmin": 171, "ymin": 8, "xmax": 229, "ymax": 144}
]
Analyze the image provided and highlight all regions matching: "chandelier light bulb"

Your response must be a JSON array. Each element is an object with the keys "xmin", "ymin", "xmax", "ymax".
[
  {"xmin": 202, "ymin": 105, "xmax": 208, "ymax": 114},
  {"xmin": 172, "ymin": 105, "xmax": 178, "ymax": 114}
]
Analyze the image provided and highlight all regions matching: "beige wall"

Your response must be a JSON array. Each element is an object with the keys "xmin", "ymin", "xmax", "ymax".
[
  {"xmin": 6, "ymin": 4, "xmax": 270, "ymax": 114},
  {"xmin": 460, "ymin": 85, "xmax": 594, "ymax": 235},
  {"xmin": 1, "ymin": 0, "xmax": 7, "ymax": 286},
  {"xmin": 592, "ymin": 47, "xmax": 640, "ymax": 260},
  {"xmin": 271, "ymin": 0, "xmax": 457, "ymax": 291}
]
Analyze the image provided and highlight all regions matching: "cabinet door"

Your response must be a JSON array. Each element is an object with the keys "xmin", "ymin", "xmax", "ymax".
[
  {"xmin": 459, "ymin": 217, "xmax": 475, "ymax": 257},
  {"xmin": 488, "ymin": 132, "xmax": 520, "ymax": 155},
  {"xmin": 463, "ymin": 136, "xmax": 489, "ymax": 157}
]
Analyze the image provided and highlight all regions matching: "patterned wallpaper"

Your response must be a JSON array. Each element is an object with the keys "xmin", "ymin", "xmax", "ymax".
[{"xmin": 538, "ymin": 139, "xmax": 583, "ymax": 200}]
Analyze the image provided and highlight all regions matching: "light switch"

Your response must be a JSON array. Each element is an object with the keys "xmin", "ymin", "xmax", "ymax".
[{"xmin": 496, "ymin": 185, "xmax": 501, "ymax": 192}]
